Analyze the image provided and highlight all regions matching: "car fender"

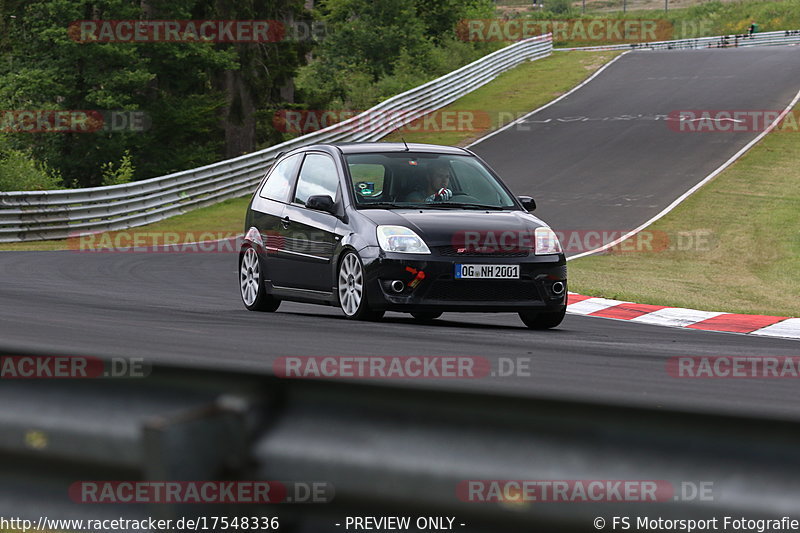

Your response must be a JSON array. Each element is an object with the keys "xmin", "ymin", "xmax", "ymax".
[
  {"xmin": 242, "ymin": 226, "xmax": 264, "ymax": 251},
  {"xmin": 340, "ymin": 232, "xmax": 371, "ymax": 254}
]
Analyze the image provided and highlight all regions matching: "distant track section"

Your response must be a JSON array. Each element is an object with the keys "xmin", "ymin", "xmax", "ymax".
[{"xmin": 470, "ymin": 47, "xmax": 800, "ymax": 236}]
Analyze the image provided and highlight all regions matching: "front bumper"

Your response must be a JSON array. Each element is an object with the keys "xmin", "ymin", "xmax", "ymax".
[{"xmin": 360, "ymin": 247, "xmax": 567, "ymax": 313}]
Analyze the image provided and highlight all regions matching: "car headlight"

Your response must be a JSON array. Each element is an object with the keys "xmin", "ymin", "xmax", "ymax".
[
  {"xmin": 377, "ymin": 225, "xmax": 431, "ymax": 254},
  {"xmin": 534, "ymin": 226, "xmax": 562, "ymax": 255}
]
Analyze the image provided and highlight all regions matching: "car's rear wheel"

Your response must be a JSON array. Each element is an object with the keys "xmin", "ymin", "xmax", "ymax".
[
  {"xmin": 519, "ymin": 308, "xmax": 565, "ymax": 329},
  {"xmin": 410, "ymin": 312, "xmax": 442, "ymax": 322},
  {"xmin": 338, "ymin": 251, "xmax": 383, "ymax": 321},
  {"xmin": 239, "ymin": 246, "xmax": 281, "ymax": 312}
]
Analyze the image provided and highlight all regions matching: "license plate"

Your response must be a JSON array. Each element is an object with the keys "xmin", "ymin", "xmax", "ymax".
[{"xmin": 455, "ymin": 264, "xmax": 520, "ymax": 279}]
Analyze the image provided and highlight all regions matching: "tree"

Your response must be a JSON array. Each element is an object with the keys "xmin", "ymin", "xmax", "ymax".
[
  {"xmin": 296, "ymin": 0, "xmax": 496, "ymax": 110},
  {"xmin": 0, "ymin": 0, "xmax": 307, "ymax": 186}
]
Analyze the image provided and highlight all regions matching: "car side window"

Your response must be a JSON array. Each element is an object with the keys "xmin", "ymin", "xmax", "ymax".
[
  {"xmin": 260, "ymin": 154, "xmax": 302, "ymax": 202},
  {"xmin": 294, "ymin": 153, "xmax": 339, "ymax": 206}
]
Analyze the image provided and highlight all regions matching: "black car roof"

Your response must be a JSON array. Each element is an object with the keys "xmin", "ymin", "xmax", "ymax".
[{"xmin": 303, "ymin": 142, "xmax": 471, "ymax": 155}]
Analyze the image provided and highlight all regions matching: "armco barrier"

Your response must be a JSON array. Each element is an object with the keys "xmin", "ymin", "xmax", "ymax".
[
  {"xmin": 0, "ymin": 35, "xmax": 552, "ymax": 243},
  {"xmin": 3, "ymin": 350, "xmax": 800, "ymax": 531},
  {"xmin": 557, "ymin": 28, "xmax": 800, "ymax": 51}
]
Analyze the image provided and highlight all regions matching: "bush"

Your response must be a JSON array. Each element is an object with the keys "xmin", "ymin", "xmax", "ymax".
[
  {"xmin": 296, "ymin": 0, "xmax": 499, "ymax": 111},
  {"xmin": 543, "ymin": 0, "xmax": 575, "ymax": 16},
  {"xmin": 0, "ymin": 149, "xmax": 63, "ymax": 191},
  {"xmin": 101, "ymin": 150, "xmax": 135, "ymax": 186}
]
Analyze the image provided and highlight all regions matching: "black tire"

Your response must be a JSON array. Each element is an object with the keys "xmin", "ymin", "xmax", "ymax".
[
  {"xmin": 239, "ymin": 246, "xmax": 281, "ymax": 312},
  {"xmin": 410, "ymin": 312, "xmax": 443, "ymax": 322},
  {"xmin": 519, "ymin": 308, "xmax": 566, "ymax": 329},
  {"xmin": 337, "ymin": 251, "xmax": 384, "ymax": 321}
]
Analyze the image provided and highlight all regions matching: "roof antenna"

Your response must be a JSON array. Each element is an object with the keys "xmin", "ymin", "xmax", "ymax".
[{"xmin": 401, "ymin": 137, "xmax": 410, "ymax": 151}]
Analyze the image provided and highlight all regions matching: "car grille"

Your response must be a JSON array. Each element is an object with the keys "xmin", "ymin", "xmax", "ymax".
[
  {"xmin": 425, "ymin": 280, "xmax": 542, "ymax": 302},
  {"xmin": 435, "ymin": 246, "xmax": 529, "ymax": 258}
]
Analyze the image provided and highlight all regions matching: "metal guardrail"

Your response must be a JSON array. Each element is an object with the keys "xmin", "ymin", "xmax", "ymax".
[
  {"xmin": 0, "ymin": 35, "xmax": 553, "ymax": 243},
  {"xmin": 3, "ymin": 350, "xmax": 800, "ymax": 532},
  {"xmin": 557, "ymin": 29, "xmax": 800, "ymax": 51}
]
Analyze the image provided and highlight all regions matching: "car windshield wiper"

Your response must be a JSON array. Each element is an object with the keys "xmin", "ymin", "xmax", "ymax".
[
  {"xmin": 420, "ymin": 202, "xmax": 509, "ymax": 210},
  {"xmin": 358, "ymin": 201, "xmax": 511, "ymax": 210},
  {"xmin": 357, "ymin": 202, "xmax": 409, "ymax": 209}
]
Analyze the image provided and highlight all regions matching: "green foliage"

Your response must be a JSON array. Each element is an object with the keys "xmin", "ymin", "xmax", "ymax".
[
  {"xmin": 0, "ymin": 0, "xmax": 307, "ymax": 187},
  {"xmin": 101, "ymin": 149, "xmax": 135, "ymax": 186},
  {"xmin": 414, "ymin": 0, "xmax": 496, "ymax": 41},
  {"xmin": 0, "ymin": 148, "xmax": 63, "ymax": 191},
  {"xmin": 544, "ymin": 0, "xmax": 576, "ymax": 16},
  {"xmin": 375, "ymin": 39, "xmax": 497, "ymax": 101},
  {"xmin": 312, "ymin": 0, "xmax": 429, "ymax": 79},
  {"xmin": 296, "ymin": 0, "xmax": 499, "ymax": 110}
]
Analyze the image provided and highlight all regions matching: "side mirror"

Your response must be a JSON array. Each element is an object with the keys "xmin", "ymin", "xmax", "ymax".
[
  {"xmin": 306, "ymin": 195, "xmax": 336, "ymax": 214},
  {"xmin": 518, "ymin": 195, "xmax": 536, "ymax": 211}
]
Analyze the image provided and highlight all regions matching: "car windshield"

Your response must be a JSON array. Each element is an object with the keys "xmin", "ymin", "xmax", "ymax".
[{"xmin": 345, "ymin": 152, "xmax": 518, "ymax": 209}]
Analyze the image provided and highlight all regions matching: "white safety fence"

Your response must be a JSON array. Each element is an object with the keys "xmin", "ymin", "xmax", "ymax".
[
  {"xmin": 0, "ymin": 35, "xmax": 553, "ymax": 243},
  {"xmin": 557, "ymin": 29, "xmax": 800, "ymax": 51}
]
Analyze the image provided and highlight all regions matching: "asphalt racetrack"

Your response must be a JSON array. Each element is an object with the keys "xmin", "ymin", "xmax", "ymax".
[
  {"xmin": 2, "ymin": 47, "xmax": 800, "ymax": 418},
  {"xmin": 472, "ymin": 47, "xmax": 800, "ymax": 232}
]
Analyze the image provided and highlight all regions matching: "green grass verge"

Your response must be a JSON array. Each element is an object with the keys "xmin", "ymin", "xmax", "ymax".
[
  {"xmin": 569, "ymin": 104, "xmax": 800, "ymax": 317},
  {"xmin": 2, "ymin": 51, "xmax": 619, "ymax": 252},
  {"xmin": 383, "ymin": 50, "xmax": 621, "ymax": 146}
]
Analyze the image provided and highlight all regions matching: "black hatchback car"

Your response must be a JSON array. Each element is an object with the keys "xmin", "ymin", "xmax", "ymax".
[{"xmin": 239, "ymin": 142, "xmax": 567, "ymax": 329}]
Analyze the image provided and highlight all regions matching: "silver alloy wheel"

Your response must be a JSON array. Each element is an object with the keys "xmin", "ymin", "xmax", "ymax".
[
  {"xmin": 240, "ymin": 247, "xmax": 260, "ymax": 306},
  {"xmin": 338, "ymin": 253, "xmax": 364, "ymax": 316}
]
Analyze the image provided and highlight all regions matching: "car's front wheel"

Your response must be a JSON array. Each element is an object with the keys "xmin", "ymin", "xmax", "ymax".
[
  {"xmin": 239, "ymin": 246, "xmax": 281, "ymax": 312},
  {"xmin": 519, "ymin": 308, "xmax": 565, "ymax": 329},
  {"xmin": 338, "ymin": 251, "xmax": 383, "ymax": 321}
]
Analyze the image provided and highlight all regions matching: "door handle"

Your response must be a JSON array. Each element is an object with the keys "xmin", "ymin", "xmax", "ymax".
[{"xmin": 281, "ymin": 216, "xmax": 291, "ymax": 229}]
